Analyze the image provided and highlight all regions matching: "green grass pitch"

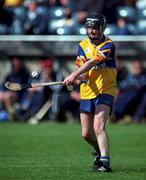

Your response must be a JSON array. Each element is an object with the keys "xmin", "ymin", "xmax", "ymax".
[{"xmin": 0, "ymin": 122, "xmax": 146, "ymax": 180}]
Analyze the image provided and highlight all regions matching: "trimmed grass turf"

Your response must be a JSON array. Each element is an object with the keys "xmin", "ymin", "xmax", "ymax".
[{"xmin": 0, "ymin": 122, "xmax": 146, "ymax": 180}]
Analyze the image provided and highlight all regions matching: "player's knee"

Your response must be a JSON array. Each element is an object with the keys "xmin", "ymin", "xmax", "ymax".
[
  {"xmin": 82, "ymin": 131, "xmax": 91, "ymax": 140},
  {"xmin": 93, "ymin": 122, "xmax": 105, "ymax": 135}
]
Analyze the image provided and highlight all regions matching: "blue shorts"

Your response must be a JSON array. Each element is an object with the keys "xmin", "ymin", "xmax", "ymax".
[{"xmin": 80, "ymin": 94, "xmax": 114, "ymax": 113}]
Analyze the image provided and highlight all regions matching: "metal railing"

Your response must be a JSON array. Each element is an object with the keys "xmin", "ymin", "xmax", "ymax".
[
  {"xmin": 0, "ymin": 35, "xmax": 146, "ymax": 42},
  {"xmin": 0, "ymin": 35, "xmax": 145, "ymax": 58}
]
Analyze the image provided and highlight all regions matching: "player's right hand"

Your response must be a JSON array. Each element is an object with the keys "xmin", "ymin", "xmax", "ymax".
[{"xmin": 63, "ymin": 72, "xmax": 77, "ymax": 86}]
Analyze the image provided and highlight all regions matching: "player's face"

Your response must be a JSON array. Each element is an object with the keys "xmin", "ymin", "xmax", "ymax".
[{"xmin": 86, "ymin": 26, "xmax": 102, "ymax": 40}]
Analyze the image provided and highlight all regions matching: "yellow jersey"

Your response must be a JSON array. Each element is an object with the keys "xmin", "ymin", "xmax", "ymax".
[{"xmin": 75, "ymin": 36, "xmax": 117, "ymax": 99}]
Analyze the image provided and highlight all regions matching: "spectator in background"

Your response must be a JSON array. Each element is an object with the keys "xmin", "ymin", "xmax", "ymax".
[
  {"xmin": 47, "ymin": 0, "xmax": 61, "ymax": 7},
  {"xmin": 46, "ymin": 0, "xmax": 75, "ymax": 34},
  {"xmin": 59, "ymin": 0, "xmax": 72, "ymax": 18},
  {"xmin": 116, "ymin": 18, "xmax": 131, "ymax": 35},
  {"xmin": 16, "ymin": 58, "xmax": 66, "ymax": 123},
  {"xmin": 24, "ymin": 0, "xmax": 48, "ymax": 34},
  {"xmin": 90, "ymin": 0, "xmax": 124, "ymax": 24},
  {"xmin": 0, "ymin": 0, "xmax": 13, "ymax": 34},
  {"xmin": 113, "ymin": 60, "xmax": 146, "ymax": 123},
  {"xmin": 124, "ymin": 0, "xmax": 137, "ymax": 6},
  {"xmin": 116, "ymin": 58, "xmax": 128, "ymax": 88},
  {"xmin": 0, "ymin": 57, "xmax": 30, "ymax": 121},
  {"xmin": 74, "ymin": 0, "xmax": 124, "ymax": 25},
  {"xmin": 101, "ymin": 0, "xmax": 124, "ymax": 24},
  {"xmin": 132, "ymin": 89, "xmax": 146, "ymax": 123},
  {"xmin": 110, "ymin": 58, "xmax": 128, "ymax": 123},
  {"xmin": 73, "ymin": 0, "xmax": 89, "ymax": 25}
]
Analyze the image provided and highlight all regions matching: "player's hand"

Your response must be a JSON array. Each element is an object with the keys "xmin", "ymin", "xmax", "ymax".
[{"xmin": 63, "ymin": 72, "xmax": 77, "ymax": 86}]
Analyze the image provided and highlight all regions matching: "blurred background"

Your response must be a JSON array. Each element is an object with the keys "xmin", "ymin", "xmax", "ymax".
[{"xmin": 0, "ymin": 0, "xmax": 146, "ymax": 124}]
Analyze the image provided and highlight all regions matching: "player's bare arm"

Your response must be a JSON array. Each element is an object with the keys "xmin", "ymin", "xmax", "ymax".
[{"xmin": 63, "ymin": 59, "xmax": 100, "ymax": 86}]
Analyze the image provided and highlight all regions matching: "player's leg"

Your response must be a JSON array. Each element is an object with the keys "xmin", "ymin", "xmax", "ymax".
[
  {"xmin": 93, "ymin": 104, "xmax": 111, "ymax": 172},
  {"xmin": 80, "ymin": 112, "xmax": 101, "ymax": 169},
  {"xmin": 80, "ymin": 112, "xmax": 99, "ymax": 150}
]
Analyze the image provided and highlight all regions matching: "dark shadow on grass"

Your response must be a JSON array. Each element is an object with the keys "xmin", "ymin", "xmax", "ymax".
[{"xmin": 86, "ymin": 164, "xmax": 146, "ymax": 174}]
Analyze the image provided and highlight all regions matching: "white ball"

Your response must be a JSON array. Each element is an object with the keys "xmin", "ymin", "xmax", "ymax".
[{"xmin": 31, "ymin": 70, "xmax": 39, "ymax": 78}]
